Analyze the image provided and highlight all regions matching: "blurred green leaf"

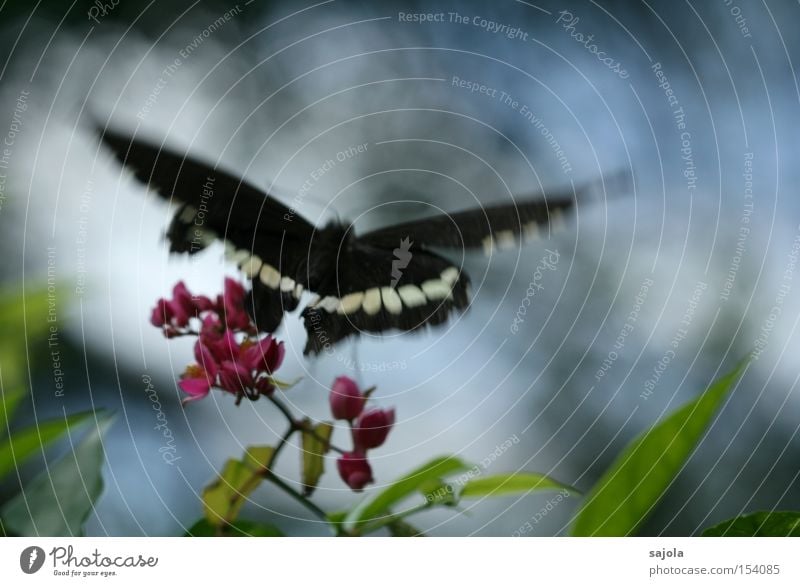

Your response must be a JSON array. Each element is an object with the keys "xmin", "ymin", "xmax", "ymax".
[
  {"xmin": 203, "ymin": 445, "xmax": 274, "ymax": 527},
  {"xmin": 300, "ymin": 420, "xmax": 332, "ymax": 496},
  {"xmin": 572, "ymin": 359, "xmax": 749, "ymax": 536},
  {"xmin": 460, "ymin": 473, "xmax": 579, "ymax": 499},
  {"xmin": 1, "ymin": 412, "xmax": 113, "ymax": 536},
  {"xmin": 702, "ymin": 511, "xmax": 800, "ymax": 537},
  {"xmin": 0, "ymin": 410, "xmax": 96, "ymax": 480},
  {"xmin": 185, "ymin": 518, "xmax": 284, "ymax": 537},
  {"xmin": 0, "ymin": 286, "xmax": 52, "ymax": 338},
  {"xmin": 344, "ymin": 456, "xmax": 472, "ymax": 532},
  {"xmin": 0, "ymin": 387, "xmax": 26, "ymax": 439}
]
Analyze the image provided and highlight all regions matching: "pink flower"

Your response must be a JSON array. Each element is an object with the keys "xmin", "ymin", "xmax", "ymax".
[
  {"xmin": 242, "ymin": 335, "xmax": 285, "ymax": 374},
  {"xmin": 150, "ymin": 281, "xmax": 215, "ymax": 333},
  {"xmin": 329, "ymin": 376, "xmax": 366, "ymax": 421},
  {"xmin": 353, "ymin": 408, "xmax": 395, "ymax": 451},
  {"xmin": 336, "ymin": 452, "xmax": 373, "ymax": 491},
  {"xmin": 178, "ymin": 363, "xmax": 215, "ymax": 404},
  {"xmin": 219, "ymin": 277, "xmax": 252, "ymax": 331}
]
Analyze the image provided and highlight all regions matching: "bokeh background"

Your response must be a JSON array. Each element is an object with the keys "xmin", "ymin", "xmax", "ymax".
[{"xmin": 0, "ymin": 0, "xmax": 799, "ymax": 536}]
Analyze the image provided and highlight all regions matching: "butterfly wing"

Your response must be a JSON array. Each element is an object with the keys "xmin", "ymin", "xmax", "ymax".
[
  {"xmin": 98, "ymin": 126, "xmax": 315, "ymax": 332},
  {"xmin": 351, "ymin": 174, "xmax": 624, "ymax": 253},
  {"xmin": 300, "ymin": 238, "xmax": 470, "ymax": 355}
]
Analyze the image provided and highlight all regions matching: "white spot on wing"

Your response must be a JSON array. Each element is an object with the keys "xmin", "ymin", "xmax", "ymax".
[
  {"xmin": 397, "ymin": 285, "xmax": 427, "ymax": 307},
  {"xmin": 280, "ymin": 276, "xmax": 296, "ymax": 293},
  {"xmin": 179, "ymin": 206, "xmax": 197, "ymax": 223},
  {"xmin": 495, "ymin": 230, "xmax": 516, "ymax": 249},
  {"xmin": 523, "ymin": 222, "xmax": 540, "ymax": 239},
  {"xmin": 381, "ymin": 287, "xmax": 402, "ymax": 315},
  {"xmin": 362, "ymin": 288, "xmax": 382, "ymax": 315},
  {"xmin": 440, "ymin": 267, "xmax": 460, "ymax": 286},
  {"xmin": 259, "ymin": 264, "xmax": 281, "ymax": 289},
  {"xmin": 549, "ymin": 207, "xmax": 566, "ymax": 230},
  {"xmin": 230, "ymin": 249, "xmax": 251, "ymax": 265},
  {"xmin": 319, "ymin": 296, "xmax": 339, "ymax": 312},
  {"xmin": 337, "ymin": 292, "xmax": 364, "ymax": 314},
  {"xmin": 241, "ymin": 255, "xmax": 263, "ymax": 278},
  {"xmin": 482, "ymin": 235, "xmax": 494, "ymax": 256},
  {"xmin": 422, "ymin": 279, "xmax": 452, "ymax": 300}
]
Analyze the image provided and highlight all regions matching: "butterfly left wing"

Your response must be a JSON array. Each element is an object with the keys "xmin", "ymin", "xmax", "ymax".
[
  {"xmin": 97, "ymin": 125, "xmax": 316, "ymax": 333},
  {"xmin": 300, "ymin": 239, "xmax": 470, "ymax": 356}
]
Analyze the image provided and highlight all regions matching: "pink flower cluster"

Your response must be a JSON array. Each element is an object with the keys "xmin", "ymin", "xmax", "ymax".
[
  {"xmin": 329, "ymin": 376, "xmax": 395, "ymax": 491},
  {"xmin": 151, "ymin": 279, "xmax": 284, "ymax": 404}
]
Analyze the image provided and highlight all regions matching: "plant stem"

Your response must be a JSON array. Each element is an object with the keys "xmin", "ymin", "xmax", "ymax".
[{"xmin": 265, "ymin": 473, "xmax": 329, "ymax": 522}]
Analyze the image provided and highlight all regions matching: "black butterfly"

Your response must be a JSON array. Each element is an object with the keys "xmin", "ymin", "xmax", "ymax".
[{"xmin": 98, "ymin": 126, "xmax": 592, "ymax": 355}]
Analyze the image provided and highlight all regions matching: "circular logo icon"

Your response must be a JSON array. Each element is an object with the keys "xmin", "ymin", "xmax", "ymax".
[{"xmin": 19, "ymin": 546, "xmax": 46, "ymax": 574}]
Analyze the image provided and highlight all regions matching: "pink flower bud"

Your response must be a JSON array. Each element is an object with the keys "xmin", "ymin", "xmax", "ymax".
[
  {"xmin": 336, "ymin": 452, "xmax": 373, "ymax": 491},
  {"xmin": 353, "ymin": 408, "xmax": 395, "ymax": 450},
  {"xmin": 329, "ymin": 376, "xmax": 366, "ymax": 421}
]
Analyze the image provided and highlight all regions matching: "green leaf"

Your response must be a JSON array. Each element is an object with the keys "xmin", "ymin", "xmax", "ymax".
[
  {"xmin": 202, "ymin": 445, "xmax": 274, "ymax": 527},
  {"xmin": 0, "ymin": 286, "xmax": 53, "ymax": 339},
  {"xmin": 460, "ymin": 473, "xmax": 579, "ymax": 499},
  {"xmin": 0, "ymin": 387, "xmax": 26, "ymax": 439},
  {"xmin": 185, "ymin": 518, "xmax": 284, "ymax": 537},
  {"xmin": 344, "ymin": 456, "xmax": 473, "ymax": 532},
  {"xmin": 1, "ymin": 413, "xmax": 113, "ymax": 536},
  {"xmin": 572, "ymin": 358, "xmax": 749, "ymax": 536},
  {"xmin": 702, "ymin": 511, "xmax": 800, "ymax": 537},
  {"xmin": 300, "ymin": 420, "xmax": 332, "ymax": 496},
  {"xmin": 0, "ymin": 410, "xmax": 96, "ymax": 480}
]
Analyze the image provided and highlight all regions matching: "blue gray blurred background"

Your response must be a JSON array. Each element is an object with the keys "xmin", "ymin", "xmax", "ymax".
[{"xmin": 1, "ymin": 0, "xmax": 799, "ymax": 535}]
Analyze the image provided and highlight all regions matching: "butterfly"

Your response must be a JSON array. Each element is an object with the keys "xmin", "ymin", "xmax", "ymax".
[{"xmin": 98, "ymin": 126, "xmax": 599, "ymax": 355}]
